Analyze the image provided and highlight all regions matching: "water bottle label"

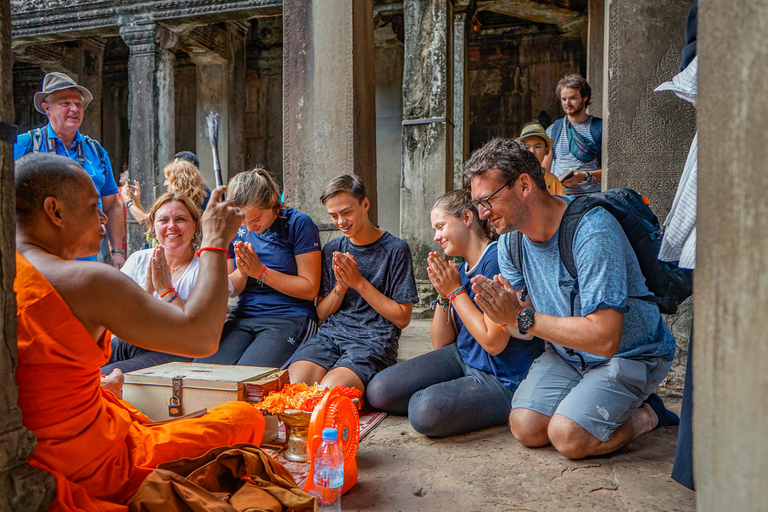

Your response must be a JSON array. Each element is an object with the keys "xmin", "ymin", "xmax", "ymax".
[{"xmin": 314, "ymin": 464, "xmax": 344, "ymax": 489}]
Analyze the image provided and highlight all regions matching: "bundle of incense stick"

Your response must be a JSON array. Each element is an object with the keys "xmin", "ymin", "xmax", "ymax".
[
  {"xmin": 243, "ymin": 370, "xmax": 290, "ymax": 404},
  {"xmin": 206, "ymin": 111, "xmax": 223, "ymax": 188}
]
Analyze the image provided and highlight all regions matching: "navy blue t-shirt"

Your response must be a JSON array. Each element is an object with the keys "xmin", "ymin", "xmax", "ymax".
[
  {"xmin": 454, "ymin": 242, "xmax": 544, "ymax": 389},
  {"xmin": 318, "ymin": 231, "xmax": 419, "ymax": 364},
  {"xmin": 230, "ymin": 207, "xmax": 321, "ymax": 320}
]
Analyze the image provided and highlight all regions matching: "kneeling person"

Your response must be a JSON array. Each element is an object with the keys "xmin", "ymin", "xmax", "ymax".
[
  {"xmin": 288, "ymin": 175, "xmax": 419, "ymax": 392},
  {"xmin": 465, "ymin": 139, "xmax": 677, "ymax": 460},
  {"xmin": 367, "ymin": 191, "xmax": 543, "ymax": 437}
]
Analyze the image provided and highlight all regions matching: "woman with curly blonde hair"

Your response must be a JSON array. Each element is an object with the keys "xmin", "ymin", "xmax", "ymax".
[{"xmin": 123, "ymin": 158, "xmax": 209, "ymax": 225}]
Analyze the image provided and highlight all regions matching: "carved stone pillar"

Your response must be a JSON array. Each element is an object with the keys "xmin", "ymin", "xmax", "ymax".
[
  {"xmin": 78, "ymin": 38, "xmax": 106, "ymax": 141},
  {"xmin": 191, "ymin": 52, "xmax": 230, "ymax": 188},
  {"xmin": 120, "ymin": 22, "xmax": 177, "ymax": 253},
  {"xmin": 401, "ymin": 0, "xmax": 453, "ymax": 282},
  {"xmin": 283, "ymin": 0, "xmax": 377, "ymax": 225},
  {"xmin": 0, "ymin": 0, "xmax": 56, "ymax": 509},
  {"xmin": 453, "ymin": 10, "xmax": 469, "ymax": 190},
  {"xmin": 602, "ymin": 0, "xmax": 694, "ymax": 221}
]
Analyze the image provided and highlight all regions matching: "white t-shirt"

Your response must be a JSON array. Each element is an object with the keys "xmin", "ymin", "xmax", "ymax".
[{"xmin": 121, "ymin": 249, "xmax": 200, "ymax": 300}]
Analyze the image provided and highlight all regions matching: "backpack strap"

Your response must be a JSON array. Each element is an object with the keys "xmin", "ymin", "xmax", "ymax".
[
  {"xmin": 83, "ymin": 135, "xmax": 109, "ymax": 174},
  {"xmin": 590, "ymin": 117, "xmax": 602, "ymax": 167},
  {"xmin": 550, "ymin": 118, "xmax": 564, "ymax": 161},
  {"xmin": 506, "ymin": 231, "xmax": 528, "ymax": 301},
  {"xmin": 27, "ymin": 127, "xmax": 44, "ymax": 154}
]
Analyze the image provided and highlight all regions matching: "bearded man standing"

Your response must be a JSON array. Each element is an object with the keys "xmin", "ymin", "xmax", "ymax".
[{"xmin": 542, "ymin": 74, "xmax": 603, "ymax": 195}]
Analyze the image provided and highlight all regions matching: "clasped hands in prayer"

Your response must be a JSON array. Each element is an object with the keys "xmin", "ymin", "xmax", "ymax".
[
  {"xmin": 426, "ymin": 252, "xmax": 462, "ymax": 299},
  {"xmin": 332, "ymin": 251, "xmax": 363, "ymax": 291},
  {"xmin": 471, "ymin": 274, "xmax": 528, "ymax": 332},
  {"xmin": 144, "ymin": 245, "xmax": 174, "ymax": 295}
]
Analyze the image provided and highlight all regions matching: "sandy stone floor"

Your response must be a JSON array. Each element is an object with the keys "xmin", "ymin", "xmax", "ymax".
[{"xmin": 342, "ymin": 319, "xmax": 696, "ymax": 512}]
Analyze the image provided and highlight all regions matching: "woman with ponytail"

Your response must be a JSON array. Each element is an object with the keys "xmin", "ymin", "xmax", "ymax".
[
  {"xmin": 366, "ymin": 190, "xmax": 543, "ymax": 437},
  {"xmin": 196, "ymin": 167, "xmax": 321, "ymax": 367}
]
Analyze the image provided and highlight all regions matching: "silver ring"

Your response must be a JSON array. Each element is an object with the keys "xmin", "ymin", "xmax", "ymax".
[{"xmin": 155, "ymin": 266, "xmax": 161, "ymax": 269}]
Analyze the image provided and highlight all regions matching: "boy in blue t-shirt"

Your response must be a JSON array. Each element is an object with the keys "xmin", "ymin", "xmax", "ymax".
[{"xmin": 288, "ymin": 175, "xmax": 419, "ymax": 392}]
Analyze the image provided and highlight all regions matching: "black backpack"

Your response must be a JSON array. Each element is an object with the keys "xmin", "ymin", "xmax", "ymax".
[{"xmin": 507, "ymin": 188, "xmax": 693, "ymax": 315}]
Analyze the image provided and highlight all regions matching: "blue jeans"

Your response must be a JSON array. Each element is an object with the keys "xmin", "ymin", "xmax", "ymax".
[{"xmin": 366, "ymin": 343, "xmax": 514, "ymax": 438}]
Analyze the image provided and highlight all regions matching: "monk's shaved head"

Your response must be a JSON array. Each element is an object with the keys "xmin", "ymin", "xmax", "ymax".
[{"xmin": 15, "ymin": 153, "xmax": 88, "ymax": 226}]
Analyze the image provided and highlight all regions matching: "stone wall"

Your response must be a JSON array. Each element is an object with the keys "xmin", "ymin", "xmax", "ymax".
[
  {"xmin": 603, "ymin": 0, "xmax": 695, "ymax": 223},
  {"xmin": 468, "ymin": 27, "xmax": 585, "ymax": 151}
]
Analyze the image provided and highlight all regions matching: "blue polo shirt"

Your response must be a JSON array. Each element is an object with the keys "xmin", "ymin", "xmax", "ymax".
[{"xmin": 14, "ymin": 124, "xmax": 119, "ymax": 209}]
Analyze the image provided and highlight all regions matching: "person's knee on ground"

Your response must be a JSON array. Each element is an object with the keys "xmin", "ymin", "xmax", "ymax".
[
  {"xmin": 406, "ymin": 389, "xmax": 453, "ymax": 438},
  {"xmin": 547, "ymin": 414, "xmax": 600, "ymax": 460},
  {"xmin": 509, "ymin": 408, "xmax": 551, "ymax": 447},
  {"xmin": 364, "ymin": 371, "xmax": 395, "ymax": 412}
]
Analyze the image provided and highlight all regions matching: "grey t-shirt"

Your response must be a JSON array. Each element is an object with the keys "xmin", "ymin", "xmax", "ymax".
[
  {"xmin": 547, "ymin": 116, "xmax": 601, "ymax": 195},
  {"xmin": 318, "ymin": 231, "xmax": 419, "ymax": 362}
]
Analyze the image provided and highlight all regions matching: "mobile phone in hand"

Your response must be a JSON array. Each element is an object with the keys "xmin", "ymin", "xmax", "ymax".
[{"xmin": 558, "ymin": 169, "xmax": 575, "ymax": 182}]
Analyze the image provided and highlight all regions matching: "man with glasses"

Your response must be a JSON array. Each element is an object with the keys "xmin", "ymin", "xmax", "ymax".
[{"xmin": 464, "ymin": 138, "xmax": 678, "ymax": 460}]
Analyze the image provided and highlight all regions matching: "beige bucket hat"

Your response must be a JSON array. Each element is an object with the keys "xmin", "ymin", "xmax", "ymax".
[{"xmin": 34, "ymin": 72, "xmax": 93, "ymax": 114}]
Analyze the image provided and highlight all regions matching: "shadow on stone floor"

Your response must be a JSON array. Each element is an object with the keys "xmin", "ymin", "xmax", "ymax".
[{"xmin": 345, "ymin": 319, "xmax": 695, "ymax": 512}]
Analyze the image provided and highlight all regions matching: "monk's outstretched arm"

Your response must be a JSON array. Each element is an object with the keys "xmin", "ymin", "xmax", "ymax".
[{"xmin": 77, "ymin": 187, "xmax": 244, "ymax": 357}]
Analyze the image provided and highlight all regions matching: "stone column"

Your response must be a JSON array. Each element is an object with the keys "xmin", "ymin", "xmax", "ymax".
[
  {"xmin": 453, "ymin": 10, "xmax": 469, "ymax": 190},
  {"xmin": 586, "ymin": 0, "xmax": 604, "ymax": 118},
  {"xmin": 228, "ymin": 21, "xmax": 249, "ymax": 180},
  {"xmin": 78, "ymin": 38, "xmax": 106, "ymax": 141},
  {"xmin": 120, "ymin": 22, "xmax": 177, "ymax": 253},
  {"xmin": 0, "ymin": 0, "xmax": 56, "ymax": 509},
  {"xmin": 695, "ymin": 1, "xmax": 768, "ymax": 509},
  {"xmin": 283, "ymin": 0, "xmax": 377, "ymax": 225},
  {"xmin": 401, "ymin": 0, "xmax": 453, "ymax": 282},
  {"xmin": 191, "ymin": 52, "xmax": 230, "ymax": 188},
  {"xmin": 602, "ymin": 0, "xmax": 694, "ymax": 221}
]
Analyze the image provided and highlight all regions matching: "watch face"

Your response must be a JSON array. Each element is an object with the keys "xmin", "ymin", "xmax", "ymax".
[{"xmin": 517, "ymin": 309, "xmax": 534, "ymax": 333}]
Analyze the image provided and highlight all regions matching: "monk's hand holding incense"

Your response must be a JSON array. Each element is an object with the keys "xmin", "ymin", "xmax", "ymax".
[
  {"xmin": 199, "ymin": 186, "xmax": 243, "ymax": 250},
  {"xmin": 426, "ymin": 252, "xmax": 461, "ymax": 299}
]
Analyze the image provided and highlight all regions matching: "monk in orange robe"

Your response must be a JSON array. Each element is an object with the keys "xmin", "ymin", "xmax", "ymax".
[{"xmin": 14, "ymin": 152, "xmax": 265, "ymax": 511}]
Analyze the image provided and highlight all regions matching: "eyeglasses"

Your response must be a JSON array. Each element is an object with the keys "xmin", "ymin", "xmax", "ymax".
[{"xmin": 470, "ymin": 177, "xmax": 515, "ymax": 210}]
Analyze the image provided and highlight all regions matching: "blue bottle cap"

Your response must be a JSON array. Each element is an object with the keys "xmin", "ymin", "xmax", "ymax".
[{"xmin": 322, "ymin": 428, "xmax": 338, "ymax": 441}]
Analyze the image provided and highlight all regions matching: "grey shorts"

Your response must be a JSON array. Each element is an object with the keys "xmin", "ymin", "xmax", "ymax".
[
  {"xmin": 289, "ymin": 333, "xmax": 395, "ymax": 387},
  {"xmin": 510, "ymin": 343, "xmax": 673, "ymax": 442}
]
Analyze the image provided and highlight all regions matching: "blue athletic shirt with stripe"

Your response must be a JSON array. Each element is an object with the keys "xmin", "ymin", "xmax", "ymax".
[{"xmin": 229, "ymin": 207, "xmax": 321, "ymax": 320}]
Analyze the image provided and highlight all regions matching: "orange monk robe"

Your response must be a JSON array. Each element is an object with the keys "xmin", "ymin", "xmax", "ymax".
[{"xmin": 14, "ymin": 253, "xmax": 266, "ymax": 512}]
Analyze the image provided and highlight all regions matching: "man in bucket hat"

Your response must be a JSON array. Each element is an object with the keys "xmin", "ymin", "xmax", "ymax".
[{"xmin": 14, "ymin": 72, "xmax": 125, "ymax": 268}]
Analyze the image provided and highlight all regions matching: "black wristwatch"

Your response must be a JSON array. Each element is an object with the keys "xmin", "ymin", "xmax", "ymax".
[
  {"xmin": 585, "ymin": 171, "xmax": 594, "ymax": 183},
  {"xmin": 110, "ymin": 249, "xmax": 125, "ymax": 256},
  {"xmin": 517, "ymin": 309, "xmax": 535, "ymax": 335}
]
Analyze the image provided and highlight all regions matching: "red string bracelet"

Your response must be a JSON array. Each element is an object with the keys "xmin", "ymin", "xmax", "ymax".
[
  {"xmin": 448, "ymin": 287, "xmax": 468, "ymax": 306},
  {"xmin": 160, "ymin": 287, "xmax": 177, "ymax": 298},
  {"xmin": 196, "ymin": 246, "xmax": 229, "ymax": 258}
]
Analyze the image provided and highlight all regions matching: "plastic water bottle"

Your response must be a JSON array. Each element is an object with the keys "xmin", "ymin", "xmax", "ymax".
[{"xmin": 313, "ymin": 427, "xmax": 344, "ymax": 511}]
